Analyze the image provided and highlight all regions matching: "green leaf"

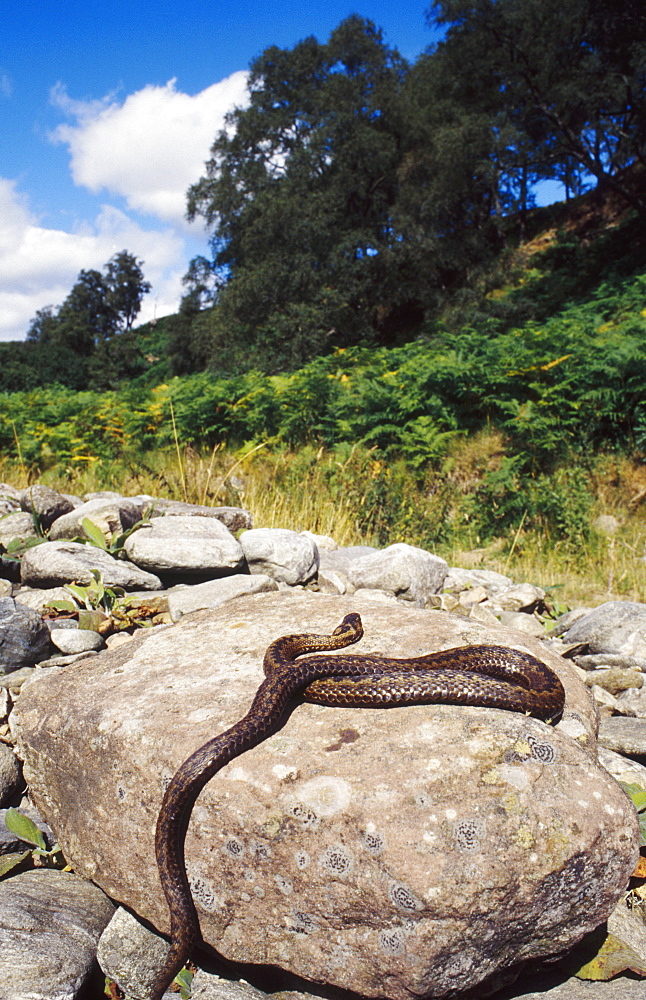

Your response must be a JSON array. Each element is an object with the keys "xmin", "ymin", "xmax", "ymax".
[
  {"xmin": 575, "ymin": 931, "xmax": 646, "ymax": 980},
  {"xmin": 0, "ymin": 851, "xmax": 30, "ymax": 877},
  {"xmin": 81, "ymin": 518, "xmax": 108, "ymax": 550},
  {"xmin": 175, "ymin": 967, "xmax": 193, "ymax": 998},
  {"xmin": 4, "ymin": 808, "xmax": 46, "ymax": 850},
  {"xmin": 42, "ymin": 600, "xmax": 78, "ymax": 613}
]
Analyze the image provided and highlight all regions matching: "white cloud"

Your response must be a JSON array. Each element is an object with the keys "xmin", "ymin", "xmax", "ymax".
[
  {"xmin": 0, "ymin": 178, "xmax": 186, "ymax": 341},
  {"xmin": 50, "ymin": 72, "xmax": 249, "ymax": 228}
]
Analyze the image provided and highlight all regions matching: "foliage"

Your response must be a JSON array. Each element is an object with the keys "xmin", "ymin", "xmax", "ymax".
[{"xmin": 0, "ymin": 808, "xmax": 66, "ymax": 878}]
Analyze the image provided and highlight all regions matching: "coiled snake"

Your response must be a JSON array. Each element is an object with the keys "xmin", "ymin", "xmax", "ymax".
[{"xmin": 149, "ymin": 613, "xmax": 565, "ymax": 999}]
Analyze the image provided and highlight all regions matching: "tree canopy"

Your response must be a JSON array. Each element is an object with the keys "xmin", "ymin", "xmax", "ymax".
[{"xmin": 181, "ymin": 2, "xmax": 646, "ymax": 376}]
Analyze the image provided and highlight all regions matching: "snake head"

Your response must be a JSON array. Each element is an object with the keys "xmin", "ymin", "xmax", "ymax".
[{"xmin": 333, "ymin": 613, "xmax": 364, "ymax": 642}]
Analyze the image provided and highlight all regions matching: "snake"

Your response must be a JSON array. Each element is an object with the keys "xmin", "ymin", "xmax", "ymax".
[{"xmin": 149, "ymin": 612, "xmax": 565, "ymax": 999}]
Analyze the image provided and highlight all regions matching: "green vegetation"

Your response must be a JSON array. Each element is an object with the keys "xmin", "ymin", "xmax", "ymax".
[{"xmin": 0, "ymin": 1, "xmax": 644, "ymax": 606}]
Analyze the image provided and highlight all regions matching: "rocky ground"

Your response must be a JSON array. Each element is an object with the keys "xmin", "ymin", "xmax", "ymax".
[{"xmin": 0, "ymin": 482, "xmax": 646, "ymax": 1000}]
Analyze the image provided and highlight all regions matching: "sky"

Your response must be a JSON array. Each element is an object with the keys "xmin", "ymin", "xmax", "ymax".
[{"xmin": 0, "ymin": 1, "xmax": 445, "ymax": 343}]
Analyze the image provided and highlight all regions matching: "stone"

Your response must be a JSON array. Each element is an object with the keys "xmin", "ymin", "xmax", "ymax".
[
  {"xmin": 97, "ymin": 906, "xmax": 174, "ymax": 1000},
  {"xmin": 49, "ymin": 628, "xmax": 105, "ymax": 655},
  {"xmin": 11, "ymin": 591, "xmax": 633, "ymax": 1000},
  {"xmin": 598, "ymin": 747, "xmax": 646, "ymax": 790},
  {"xmin": 0, "ymin": 869, "xmax": 115, "ymax": 999},
  {"xmin": 495, "ymin": 583, "xmax": 546, "ymax": 612},
  {"xmin": 585, "ymin": 668, "xmax": 643, "ymax": 695},
  {"xmin": 0, "ymin": 597, "xmax": 52, "ymax": 674},
  {"xmin": 47, "ymin": 497, "xmax": 141, "ymax": 542},
  {"xmin": 301, "ymin": 531, "xmax": 337, "ymax": 551},
  {"xmin": 0, "ymin": 580, "xmax": 11, "ymax": 598},
  {"xmin": 19, "ymin": 484, "xmax": 75, "ymax": 530},
  {"xmin": 593, "ymin": 514, "xmax": 621, "ymax": 535},
  {"xmin": 147, "ymin": 499, "xmax": 253, "ymax": 533},
  {"xmin": 598, "ymin": 717, "xmax": 646, "ymax": 756},
  {"xmin": 20, "ymin": 540, "xmax": 162, "ymax": 591},
  {"xmin": 329, "ymin": 543, "xmax": 448, "ymax": 604},
  {"xmin": 123, "ymin": 515, "xmax": 245, "ymax": 582},
  {"xmin": 317, "ymin": 546, "xmax": 379, "ymax": 574},
  {"xmin": 0, "ymin": 744, "xmax": 22, "ymax": 806},
  {"xmin": 457, "ymin": 585, "xmax": 488, "ymax": 607},
  {"xmin": 496, "ymin": 611, "xmax": 547, "ymax": 637},
  {"xmin": 560, "ymin": 602, "xmax": 646, "ymax": 659},
  {"xmin": 168, "ymin": 574, "xmax": 279, "ymax": 621},
  {"xmin": 0, "ymin": 512, "xmax": 40, "ymax": 548},
  {"xmin": 240, "ymin": 528, "xmax": 319, "ymax": 585},
  {"xmin": 12, "ymin": 586, "xmax": 78, "ymax": 613},
  {"xmin": 0, "ymin": 483, "xmax": 21, "ymax": 504},
  {"xmin": 443, "ymin": 567, "xmax": 512, "ymax": 595}
]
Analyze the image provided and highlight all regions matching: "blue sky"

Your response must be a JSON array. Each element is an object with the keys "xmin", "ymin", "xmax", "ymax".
[{"xmin": 0, "ymin": 1, "xmax": 443, "ymax": 341}]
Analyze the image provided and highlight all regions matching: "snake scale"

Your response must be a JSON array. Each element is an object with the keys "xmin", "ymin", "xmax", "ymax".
[{"xmin": 149, "ymin": 612, "xmax": 565, "ymax": 999}]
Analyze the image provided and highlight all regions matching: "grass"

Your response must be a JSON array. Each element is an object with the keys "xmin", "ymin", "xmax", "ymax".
[{"xmin": 1, "ymin": 436, "xmax": 644, "ymax": 609}]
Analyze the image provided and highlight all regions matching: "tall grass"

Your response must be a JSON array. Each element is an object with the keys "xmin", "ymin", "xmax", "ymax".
[{"xmin": 1, "ymin": 435, "xmax": 644, "ymax": 608}]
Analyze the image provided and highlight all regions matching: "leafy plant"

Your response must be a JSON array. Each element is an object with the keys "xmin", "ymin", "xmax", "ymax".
[
  {"xmin": 619, "ymin": 782, "xmax": 646, "ymax": 846},
  {"xmin": 73, "ymin": 510, "xmax": 154, "ymax": 558},
  {"xmin": 0, "ymin": 807, "xmax": 66, "ymax": 877},
  {"xmin": 44, "ymin": 570, "xmax": 158, "ymax": 634}
]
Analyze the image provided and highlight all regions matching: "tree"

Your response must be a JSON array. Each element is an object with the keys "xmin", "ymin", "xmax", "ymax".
[
  {"xmin": 186, "ymin": 16, "xmax": 417, "ymax": 369},
  {"xmin": 427, "ymin": 0, "xmax": 646, "ymax": 216},
  {"xmin": 26, "ymin": 251, "xmax": 151, "ymax": 355}
]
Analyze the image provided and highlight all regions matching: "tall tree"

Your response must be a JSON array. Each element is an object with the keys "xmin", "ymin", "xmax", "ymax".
[
  {"xmin": 427, "ymin": 0, "xmax": 646, "ymax": 216},
  {"xmin": 186, "ymin": 16, "xmax": 418, "ymax": 369}
]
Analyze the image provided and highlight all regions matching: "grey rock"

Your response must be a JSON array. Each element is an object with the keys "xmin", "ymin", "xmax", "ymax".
[
  {"xmin": 496, "ymin": 583, "xmax": 546, "ymax": 612},
  {"xmin": 0, "ymin": 744, "xmax": 22, "ymax": 806},
  {"xmin": 48, "ymin": 497, "xmax": 141, "ymax": 542},
  {"xmin": 301, "ymin": 530, "xmax": 338, "ymax": 551},
  {"xmin": 98, "ymin": 906, "xmax": 174, "ymax": 1000},
  {"xmin": 585, "ymin": 668, "xmax": 643, "ymax": 694},
  {"xmin": 0, "ymin": 580, "xmax": 11, "ymax": 598},
  {"xmin": 19, "ymin": 484, "xmax": 75, "ymax": 529},
  {"xmin": 576, "ymin": 652, "xmax": 646, "ymax": 671},
  {"xmin": 494, "ymin": 972, "xmax": 646, "ymax": 999},
  {"xmin": 148, "ymin": 499, "xmax": 253, "ymax": 533},
  {"xmin": 317, "ymin": 545, "xmax": 379, "ymax": 575},
  {"xmin": 124, "ymin": 515, "xmax": 245, "ymax": 582},
  {"xmin": 497, "ymin": 611, "xmax": 546, "ymax": 637},
  {"xmin": 11, "ymin": 592, "xmax": 628, "ymax": 1000},
  {"xmin": 20, "ymin": 540, "xmax": 162, "ymax": 591},
  {"xmin": 443, "ymin": 567, "xmax": 513, "ymax": 595},
  {"xmin": 0, "ymin": 512, "xmax": 40, "ymax": 548},
  {"xmin": 0, "ymin": 597, "xmax": 52, "ymax": 674},
  {"xmin": 50, "ymin": 628, "xmax": 105, "ymax": 655},
  {"xmin": 0, "ymin": 868, "xmax": 115, "ymax": 1000},
  {"xmin": 240, "ymin": 528, "xmax": 319, "ymax": 585},
  {"xmin": 457, "ymin": 584, "xmax": 489, "ymax": 607},
  {"xmin": 561, "ymin": 601, "xmax": 646, "ymax": 658},
  {"xmin": 331, "ymin": 542, "xmax": 448, "ymax": 603},
  {"xmin": 0, "ymin": 667, "xmax": 37, "ymax": 690},
  {"xmin": 598, "ymin": 716, "xmax": 646, "ymax": 755},
  {"xmin": 598, "ymin": 747, "xmax": 646, "ymax": 789},
  {"xmin": 168, "ymin": 574, "xmax": 279, "ymax": 621},
  {"xmin": 13, "ymin": 586, "xmax": 78, "ymax": 613},
  {"xmin": 549, "ymin": 607, "xmax": 593, "ymax": 637},
  {"xmin": 0, "ymin": 483, "xmax": 21, "ymax": 504},
  {"xmin": 316, "ymin": 568, "xmax": 348, "ymax": 595}
]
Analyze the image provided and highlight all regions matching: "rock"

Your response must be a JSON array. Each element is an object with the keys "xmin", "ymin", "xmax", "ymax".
[
  {"xmin": 0, "ymin": 597, "xmax": 52, "ymax": 674},
  {"xmin": 0, "ymin": 512, "xmax": 40, "ymax": 548},
  {"xmin": 457, "ymin": 585, "xmax": 489, "ymax": 607},
  {"xmin": 301, "ymin": 531, "xmax": 337, "ymax": 551},
  {"xmin": 123, "ymin": 516, "xmax": 245, "ymax": 583},
  {"xmin": 598, "ymin": 717, "xmax": 646, "ymax": 756},
  {"xmin": 47, "ymin": 497, "xmax": 141, "ymax": 542},
  {"xmin": 324, "ymin": 543, "xmax": 448, "ymax": 604},
  {"xmin": 585, "ymin": 668, "xmax": 643, "ymax": 695},
  {"xmin": 593, "ymin": 514, "xmax": 621, "ymax": 534},
  {"xmin": 19, "ymin": 484, "xmax": 75, "ymax": 530},
  {"xmin": 49, "ymin": 628, "xmax": 105, "ymax": 655},
  {"xmin": 0, "ymin": 580, "xmax": 11, "ymax": 598},
  {"xmin": 497, "ymin": 611, "xmax": 547, "ymax": 637},
  {"xmin": 20, "ymin": 540, "xmax": 162, "ymax": 591},
  {"xmin": 560, "ymin": 602, "xmax": 646, "ymax": 659},
  {"xmin": 549, "ymin": 607, "xmax": 593, "ymax": 637},
  {"xmin": 240, "ymin": 529, "xmax": 319, "ymax": 585},
  {"xmin": 575, "ymin": 652, "xmax": 646, "ymax": 671},
  {"xmin": 598, "ymin": 747, "xmax": 646, "ymax": 789},
  {"xmin": 148, "ymin": 499, "xmax": 253, "ymax": 533},
  {"xmin": 13, "ymin": 586, "xmax": 78, "ymax": 613},
  {"xmin": 443, "ymin": 567, "xmax": 512, "ymax": 595},
  {"xmin": 495, "ymin": 583, "xmax": 546, "ymax": 612},
  {"xmin": 0, "ymin": 869, "xmax": 115, "ymax": 999},
  {"xmin": 0, "ymin": 667, "xmax": 37, "ymax": 691},
  {"xmin": 0, "ymin": 744, "xmax": 22, "ymax": 806},
  {"xmin": 168, "ymin": 574, "xmax": 279, "ymax": 621},
  {"xmin": 98, "ymin": 906, "xmax": 174, "ymax": 1000},
  {"xmin": 0, "ymin": 483, "xmax": 21, "ymax": 504},
  {"xmin": 315, "ymin": 568, "xmax": 348, "ymax": 595},
  {"xmin": 317, "ymin": 546, "xmax": 379, "ymax": 574},
  {"xmin": 11, "ymin": 592, "xmax": 633, "ymax": 1000}
]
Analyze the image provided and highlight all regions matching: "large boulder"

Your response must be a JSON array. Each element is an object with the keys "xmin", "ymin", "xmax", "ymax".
[
  {"xmin": 19, "ymin": 540, "xmax": 162, "ymax": 591},
  {"xmin": 11, "ymin": 592, "xmax": 637, "ymax": 1000},
  {"xmin": 123, "ymin": 515, "xmax": 245, "ymax": 583}
]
